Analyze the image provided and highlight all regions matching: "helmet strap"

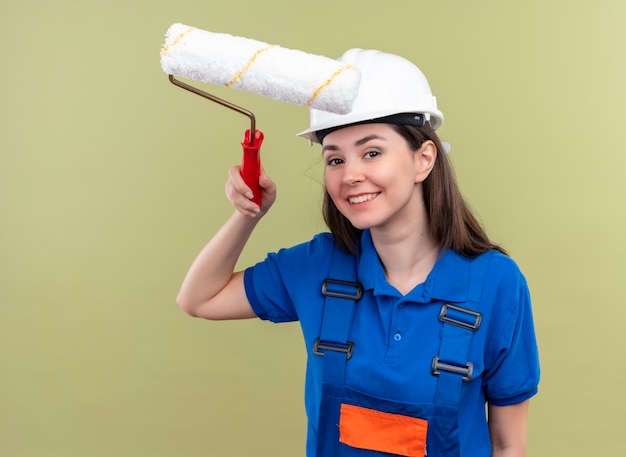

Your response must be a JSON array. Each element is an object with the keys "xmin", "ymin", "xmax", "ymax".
[{"xmin": 316, "ymin": 113, "xmax": 425, "ymax": 143}]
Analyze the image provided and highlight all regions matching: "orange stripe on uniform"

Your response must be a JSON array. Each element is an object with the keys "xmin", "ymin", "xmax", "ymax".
[{"xmin": 339, "ymin": 404, "xmax": 428, "ymax": 457}]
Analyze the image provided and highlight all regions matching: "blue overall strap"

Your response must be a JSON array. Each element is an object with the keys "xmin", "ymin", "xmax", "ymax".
[
  {"xmin": 314, "ymin": 244, "xmax": 362, "ymax": 386},
  {"xmin": 432, "ymin": 250, "xmax": 495, "ymax": 407}
]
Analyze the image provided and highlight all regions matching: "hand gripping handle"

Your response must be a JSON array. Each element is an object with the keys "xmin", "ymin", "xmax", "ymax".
[{"xmin": 240, "ymin": 129, "xmax": 264, "ymax": 208}]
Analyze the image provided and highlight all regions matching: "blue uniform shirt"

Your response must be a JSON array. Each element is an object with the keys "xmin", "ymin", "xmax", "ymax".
[{"xmin": 244, "ymin": 230, "xmax": 540, "ymax": 456}]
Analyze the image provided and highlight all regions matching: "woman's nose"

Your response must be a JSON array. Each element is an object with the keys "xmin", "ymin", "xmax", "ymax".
[{"xmin": 342, "ymin": 159, "xmax": 364, "ymax": 185}]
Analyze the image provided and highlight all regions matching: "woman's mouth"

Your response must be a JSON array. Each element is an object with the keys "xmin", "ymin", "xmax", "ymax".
[{"xmin": 348, "ymin": 193, "xmax": 380, "ymax": 204}]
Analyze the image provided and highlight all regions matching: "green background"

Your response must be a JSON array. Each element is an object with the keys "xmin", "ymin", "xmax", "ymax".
[{"xmin": 2, "ymin": 0, "xmax": 625, "ymax": 455}]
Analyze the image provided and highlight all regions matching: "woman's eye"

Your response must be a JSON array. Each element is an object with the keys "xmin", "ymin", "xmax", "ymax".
[
  {"xmin": 365, "ymin": 149, "xmax": 381, "ymax": 159},
  {"xmin": 326, "ymin": 157, "xmax": 344, "ymax": 166}
]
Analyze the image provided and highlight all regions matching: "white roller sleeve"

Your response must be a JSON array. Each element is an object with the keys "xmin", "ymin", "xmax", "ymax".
[{"xmin": 160, "ymin": 23, "xmax": 360, "ymax": 115}]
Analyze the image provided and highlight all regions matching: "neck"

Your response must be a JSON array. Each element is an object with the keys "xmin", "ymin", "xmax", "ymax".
[{"xmin": 370, "ymin": 218, "xmax": 439, "ymax": 296}]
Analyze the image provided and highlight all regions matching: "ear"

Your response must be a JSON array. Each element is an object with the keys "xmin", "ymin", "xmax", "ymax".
[{"xmin": 414, "ymin": 140, "xmax": 437, "ymax": 183}]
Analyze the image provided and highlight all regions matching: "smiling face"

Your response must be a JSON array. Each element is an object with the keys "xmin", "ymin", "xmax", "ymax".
[{"xmin": 322, "ymin": 123, "xmax": 436, "ymax": 233}]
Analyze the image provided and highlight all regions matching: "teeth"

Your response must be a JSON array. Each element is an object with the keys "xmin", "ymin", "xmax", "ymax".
[{"xmin": 349, "ymin": 193, "xmax": 377, "ymax": 204}]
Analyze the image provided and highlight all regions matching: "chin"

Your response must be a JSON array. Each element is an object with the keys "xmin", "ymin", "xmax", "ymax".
[{"xmin": 345, "ymin": 217, "xmax": 376, "ymax": 231}]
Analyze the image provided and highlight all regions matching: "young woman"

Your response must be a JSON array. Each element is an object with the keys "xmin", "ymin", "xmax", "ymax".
[{"xmin": 176, "ymin": 49, "xmax": 540, "ymax": 457}]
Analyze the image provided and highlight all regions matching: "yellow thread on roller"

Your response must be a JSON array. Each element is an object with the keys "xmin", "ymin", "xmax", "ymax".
[
  {"xmin": 306, "ymin": 65, "xmax": 356, "ymax": 107},
  {"xmin": 225, "ymin": 45, "xmax": 275, "ymax": 87},
  {"xmin": 160, "ymin": 26, "xmax": 195, "ymax": 56}
]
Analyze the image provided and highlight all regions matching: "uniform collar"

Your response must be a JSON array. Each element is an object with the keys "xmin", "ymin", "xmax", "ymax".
[{"xmin": 357, "ymin": 230, "xmax": 471, "ymax": 303}]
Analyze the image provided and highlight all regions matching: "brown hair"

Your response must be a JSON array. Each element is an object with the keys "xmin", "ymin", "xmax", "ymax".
[{"xmin": 322, "ymin": 122, "xmax": 507, "ymax": 257}]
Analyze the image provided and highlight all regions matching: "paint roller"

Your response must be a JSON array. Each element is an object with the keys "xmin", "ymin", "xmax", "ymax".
[{"xmin": 160, "ymin": 23, "xmax": 361, "ymax": 206}]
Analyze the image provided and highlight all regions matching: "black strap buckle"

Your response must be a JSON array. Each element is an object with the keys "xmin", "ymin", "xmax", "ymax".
[
  {"xmin": 313, "ymin": 338, "xmax": 354, "ymax": 360},
  {"xmin": 439, "ymin": 303, "xmax": 482, "ymax": 331},
  {"xmin": 322, "ymin": 279, "xmax": 363, "ymax": 300},
  {"xmin": 431, "ymin": 356, "xmax": 473, "ymax": 382}
]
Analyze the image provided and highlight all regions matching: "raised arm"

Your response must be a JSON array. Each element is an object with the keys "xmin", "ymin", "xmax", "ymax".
[{"xmin": 176, "ymin": 166, "xmax": 276, "ymax": 320}]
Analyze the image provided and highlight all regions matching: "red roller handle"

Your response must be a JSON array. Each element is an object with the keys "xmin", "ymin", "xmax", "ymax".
[{"xmin": 240, "ymin": 129, "xmax": 264, "ymax": 208}]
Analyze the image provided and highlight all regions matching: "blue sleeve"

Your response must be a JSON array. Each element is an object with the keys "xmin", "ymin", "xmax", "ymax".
[
  {"xmin": 244, "ymin": 253, "xmax": 299, "ymax": 323},
  {"xmin": 244, "ymin": 233, "xmax": 335, "ymax": 323},
  {"xmin": 482, "ymin": 256, "xmax": 541, "ymax": 406}
]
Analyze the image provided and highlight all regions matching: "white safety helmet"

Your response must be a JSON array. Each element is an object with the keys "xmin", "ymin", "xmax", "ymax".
[{"xmin": 297, "ymin": 48, "xmax": 444, "ymax": 144}]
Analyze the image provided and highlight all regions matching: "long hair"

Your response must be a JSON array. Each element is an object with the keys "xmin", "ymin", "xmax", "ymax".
[{"xmin": 322, "ymin": 122, "xmax": 507, "ymax": 257}]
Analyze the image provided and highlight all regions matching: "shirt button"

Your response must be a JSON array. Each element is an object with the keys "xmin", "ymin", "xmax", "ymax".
[
  {"xmin": 393, "ymin": 332, "xmax": 402, "ymax": 342},
  {"xmin": 398, "ymin": 303, "xmax": 405, "ymax": 308}
]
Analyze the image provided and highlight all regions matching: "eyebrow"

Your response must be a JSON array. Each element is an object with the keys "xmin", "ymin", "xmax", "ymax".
[{"xmin": 322, "ymin": 134, "xmax": 387, "ymax": 154}]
